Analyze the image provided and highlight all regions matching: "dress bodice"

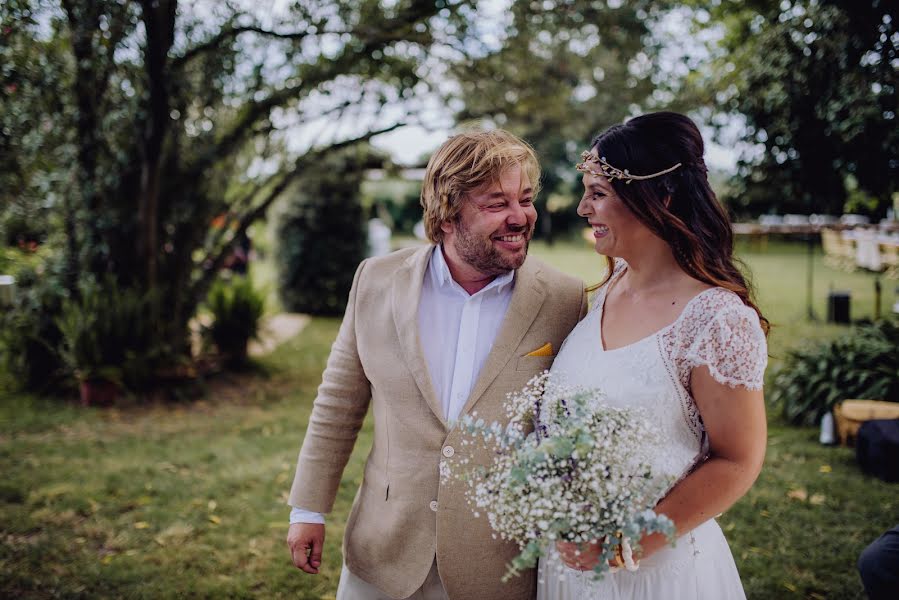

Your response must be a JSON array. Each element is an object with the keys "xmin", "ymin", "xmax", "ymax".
[{"xmin": 549, "ymin": 259, "xmax": 768, "ymax": 493}]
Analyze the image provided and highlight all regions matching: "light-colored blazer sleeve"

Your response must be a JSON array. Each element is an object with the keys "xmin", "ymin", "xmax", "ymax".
[{"xmin": 288, "ymin": 259, "xmax": 372, "ymax": 513}]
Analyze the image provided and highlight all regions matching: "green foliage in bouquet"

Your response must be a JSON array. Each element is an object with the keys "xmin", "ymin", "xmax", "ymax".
[
  {"xmin": 771, "ymin": 319, "xmax": 899, "ymax": 426},
  {"xmin": 56, "ymin": 277, "xmax": 162, "ymax": 391},
  {"xmin": 204, "ymin": 276, "xmax": 265, "ymax": 368}
]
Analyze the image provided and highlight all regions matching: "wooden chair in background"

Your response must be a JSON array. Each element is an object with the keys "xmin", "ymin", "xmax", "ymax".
[
  {"xmin": 834, "ymin": 400, "xmax": 899, "ymax": 447},
  {"xmin": 880, "ymin": 242, "xmax": 899, "ymax": 279},
  {"xmin": 821, "ymin": 228, "xmax": 856, "ymax": 271}
]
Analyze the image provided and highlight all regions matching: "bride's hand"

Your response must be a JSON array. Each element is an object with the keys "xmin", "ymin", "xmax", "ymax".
[{"xmin": 555, "ymin": 540, "xmax": 605, "ymax": 571}]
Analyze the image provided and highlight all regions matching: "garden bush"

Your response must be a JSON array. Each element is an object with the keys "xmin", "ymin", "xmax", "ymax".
[
  {"xmin": 0, "ymin": 260, "xmax": 69, "ymax": 391},
  {"xmin": 771, "ymin": 318, "xmax": 899, "ymax": 426},
  {"xmin": 56, "ymin": 277, "xmax": 164, "ymax": 392},
  {"xmin": 276, "ymin": 147, "xmax": 379, "ymax": 316},
  {"xmin": 204, "ymin": 275, "xmax": 265, "ymax": 368}
]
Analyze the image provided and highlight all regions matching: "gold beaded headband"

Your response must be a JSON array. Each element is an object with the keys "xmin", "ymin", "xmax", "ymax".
[{"xmin": 576, "ymin": 150, "xmax": 682, "ymax": 184}]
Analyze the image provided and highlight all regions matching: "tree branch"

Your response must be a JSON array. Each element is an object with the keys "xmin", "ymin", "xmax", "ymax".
[
  {"xmin": 172, "ymin": 24, "xmax": 336, "ymax": 70},
  {"xmin": 181, "ymin": 3, "xmax": 439, "ymax": 182},
  {"xmin": 188, "ymin": 121, "xmax": 404, "ymax": 300}
]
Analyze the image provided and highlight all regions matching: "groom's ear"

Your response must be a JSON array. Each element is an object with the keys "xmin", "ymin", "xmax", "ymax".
[{"xmin": 440, "ymin": 220, "xmax": 454, "ymax": 235}]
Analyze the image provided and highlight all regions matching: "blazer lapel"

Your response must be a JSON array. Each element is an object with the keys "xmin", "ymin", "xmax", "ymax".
[
  {"xmin": 392, "ymin": 245, "xmax": 447, "ymax": 428},
  {"xmin": 461, "ymin": 257, "xmax": 546, "ymax": 417}
]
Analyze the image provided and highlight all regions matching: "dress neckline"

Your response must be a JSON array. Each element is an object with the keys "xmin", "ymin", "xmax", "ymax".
[{"xmin": 597, "ymin": 263, "xmax": 718, "ymax": 353}]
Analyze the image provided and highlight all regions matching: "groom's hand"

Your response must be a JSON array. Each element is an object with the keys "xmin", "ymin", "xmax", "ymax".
[{"xmin": 287, "ymin": 523, "xmax": 325, "ymax": 574}]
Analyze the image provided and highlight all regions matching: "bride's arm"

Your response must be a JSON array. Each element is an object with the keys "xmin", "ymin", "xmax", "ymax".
[{"xmin": 637, "ymin": 364, "xmax": 767, "ymax": 560}]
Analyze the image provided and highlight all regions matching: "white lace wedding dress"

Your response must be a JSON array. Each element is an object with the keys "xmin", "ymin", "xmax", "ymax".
[{"xmin": 536, "ymin": 260, "xmax": 768, "ymax": 600}]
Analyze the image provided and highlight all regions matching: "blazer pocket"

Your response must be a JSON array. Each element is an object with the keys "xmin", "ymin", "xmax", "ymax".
[{"xmin": 515, "ymin": 354, "xmax": 556, "ymax": 372}]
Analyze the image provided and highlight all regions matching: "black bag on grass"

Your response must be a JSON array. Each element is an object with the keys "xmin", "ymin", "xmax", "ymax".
[{"xmin": 857, "ymin": 419, "xmax": 899, "ymax": 483}]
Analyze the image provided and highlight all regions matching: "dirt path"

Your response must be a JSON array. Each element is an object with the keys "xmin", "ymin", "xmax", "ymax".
[{"xmin": 248, "ymin": 313, "xmax": 310, "ymax": 356}]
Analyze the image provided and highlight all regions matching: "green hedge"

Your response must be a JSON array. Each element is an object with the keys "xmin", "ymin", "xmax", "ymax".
[{"xmin": 276, "ymin": 149, "xmax": 369, "ymax": 316}]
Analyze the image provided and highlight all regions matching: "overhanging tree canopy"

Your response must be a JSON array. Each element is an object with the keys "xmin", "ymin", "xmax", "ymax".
[{"xmin": 2, "ymin": 0, "xmax": 475, "ymax": 362}]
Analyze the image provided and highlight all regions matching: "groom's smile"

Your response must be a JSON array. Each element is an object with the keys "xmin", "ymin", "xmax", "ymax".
[{"xmin": 441, "ymin": 164, "xmax": 537, "ymax": 284}]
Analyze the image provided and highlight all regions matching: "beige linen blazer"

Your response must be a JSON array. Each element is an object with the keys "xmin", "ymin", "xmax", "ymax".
[{"xmin": 288, "ymin": 245, "xmax": 587, "ymax": 600}]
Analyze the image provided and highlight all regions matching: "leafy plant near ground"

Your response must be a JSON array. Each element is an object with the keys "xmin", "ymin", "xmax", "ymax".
[
  {"xmin": 205, "ymin": 276, "xmax": 265, "ymax": 368},
  {"xmin": 0, "ymin": 259, "xmax": 70, "ymax": 391},
  {"xmin": 56, "ymin": 277, "xmax": 164, "ymax": 390},
  {"xmin": 771, "ymin": 318, "xmax": 899, "ymax": 426}
]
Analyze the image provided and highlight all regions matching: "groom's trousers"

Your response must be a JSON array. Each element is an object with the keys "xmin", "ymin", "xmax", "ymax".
[
  {"xmin": 336, "ymin": 560, "xmax": 449, "ymax": 600},
  {"xmin": 858, "ymin": 524, "xmax": 899, "ymax": 600}
]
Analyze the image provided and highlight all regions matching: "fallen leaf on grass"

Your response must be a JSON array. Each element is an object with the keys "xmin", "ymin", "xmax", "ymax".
[
  {"xmin": 208, "ymin": 500, "xmax": 217, "ymax": 511},
  {"xmin": 783, "ymin": 582, "xmax": 797, "ymax": 592},
  {"xmin": 787, "ymin": 489, "xmax": 808, "ymax": 501},
  {"xmin": 208, "ymin": 515, "xmax": 221, "ymax": 525},
  {"xmin": 819, "ymin": 465, "xmax": 832, "ymax": 473},
  {"xmin": 809, "ymin": 494, "xmax": 826, "ymax": 505},
  {"xmin": 154, "ymin": 522, "xmax": 195, "ymax": 547},
  {"xmin": 133, "ymin": 521, "xmax": 150, "ymax": 529}
]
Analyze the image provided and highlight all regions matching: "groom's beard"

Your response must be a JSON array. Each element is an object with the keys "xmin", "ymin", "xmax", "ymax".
[{"xmin": 451, "ymin": 221, "xmax": 532, "ymax": 276}]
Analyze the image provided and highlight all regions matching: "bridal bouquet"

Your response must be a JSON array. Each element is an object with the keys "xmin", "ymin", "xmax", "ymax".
[{"xmin": 442, "ymin": 372, "xmax": 676, "ymax": 580}]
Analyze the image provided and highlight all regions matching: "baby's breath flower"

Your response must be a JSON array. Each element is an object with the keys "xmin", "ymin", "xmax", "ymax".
[{"xmin": 444, "ymin": 373, "xmax": 676, "ymax": 581}]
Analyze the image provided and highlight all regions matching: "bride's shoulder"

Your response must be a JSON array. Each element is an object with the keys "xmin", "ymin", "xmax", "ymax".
[{"xmin": 676, "ymin": 286, "xmax": 762, "ymax": 338}]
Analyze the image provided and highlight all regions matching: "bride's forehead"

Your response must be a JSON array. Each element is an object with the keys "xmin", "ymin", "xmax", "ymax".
[{"xmin": 582, "ymin": 173, "xmax": 612, "ymax": 191}]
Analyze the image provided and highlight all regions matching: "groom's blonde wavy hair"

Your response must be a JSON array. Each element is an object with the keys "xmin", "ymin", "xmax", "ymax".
[{"xmin": 420, "ymin": 128, "xmax": 541, "ymax": 244}]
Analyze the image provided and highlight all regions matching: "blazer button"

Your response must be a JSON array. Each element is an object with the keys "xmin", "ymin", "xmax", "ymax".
[
  {"xmin": 429, "ymin": 500, "xmax": 438, "ymax": 512},
  {"xmin": 442, "ymin": 446, "xmax": 455, "ymax": 458}
]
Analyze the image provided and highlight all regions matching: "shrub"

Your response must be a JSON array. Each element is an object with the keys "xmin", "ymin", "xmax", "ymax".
[
  {"xmin": 276, "ymin": 147, "xmax": 375, "ymax": 316},
  {"xmin": 771, "ymin": 319, "xmax": 899, "ymax": 426},
  {"xmin": 0, "ymin": 260, "xmax": 69, "ymax": 392},
  {"xmin": 56, "ymin": 277, "xmax": 162, "ymax": 391},
  {"xmin": 204, "ymin": 276, "xmax": 265, "ymax": 368}
]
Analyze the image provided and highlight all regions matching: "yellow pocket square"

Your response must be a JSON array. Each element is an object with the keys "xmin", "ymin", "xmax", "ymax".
[{"xmin": 525, "ymin": 343, "xmax": 553, "ymax": 357}]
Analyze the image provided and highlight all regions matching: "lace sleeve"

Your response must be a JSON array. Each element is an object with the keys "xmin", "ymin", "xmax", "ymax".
[{"xmin": 685, "ymin": 301, "xmax": 768, "ymax": 391}]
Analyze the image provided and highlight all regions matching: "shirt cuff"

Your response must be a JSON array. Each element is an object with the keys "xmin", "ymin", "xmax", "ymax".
[{"xmin": 290, "ymin": 506, "xmax": 326, "ymax": 525}]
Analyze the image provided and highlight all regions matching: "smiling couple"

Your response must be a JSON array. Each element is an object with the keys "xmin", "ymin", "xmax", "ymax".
[{"xmin": 286, "ymin": 112, "xmax": 769, "ymax": 600}]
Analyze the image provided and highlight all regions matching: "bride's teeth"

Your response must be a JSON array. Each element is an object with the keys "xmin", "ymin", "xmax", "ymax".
[{"xmin": 593, "ymin": 226, "xmax": 608, "ymax": 234}]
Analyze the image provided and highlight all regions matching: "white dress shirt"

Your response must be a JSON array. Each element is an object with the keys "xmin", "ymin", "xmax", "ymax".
[{"xmin": 290, "ymin": 245, "xmax": 515, "ymax": 524}]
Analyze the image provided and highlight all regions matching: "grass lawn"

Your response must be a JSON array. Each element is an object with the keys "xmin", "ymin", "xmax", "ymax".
[{"xmin": 1, "ymin": 239, "xmax": 896, "ymax": 599}]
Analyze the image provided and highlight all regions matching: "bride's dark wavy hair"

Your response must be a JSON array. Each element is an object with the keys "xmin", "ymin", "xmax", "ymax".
[{"xmin": 588, "ymin": 111, "xmax": 769, "ymax": 335}]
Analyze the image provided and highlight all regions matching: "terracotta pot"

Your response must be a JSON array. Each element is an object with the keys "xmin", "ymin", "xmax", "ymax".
[{"xmin": 79, "ymin": 379, "xmax": 119, "ymax": 407}]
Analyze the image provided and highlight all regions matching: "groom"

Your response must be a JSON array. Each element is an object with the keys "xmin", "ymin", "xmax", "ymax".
[{"xmin": 286, "ymin": 129, "xmax": 587, "ymax": 599}]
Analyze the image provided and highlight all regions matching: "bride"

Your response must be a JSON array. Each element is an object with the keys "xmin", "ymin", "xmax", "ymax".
[{"xmin": 537, "ymin": 112, "xmax": 769, "ymax": 599}]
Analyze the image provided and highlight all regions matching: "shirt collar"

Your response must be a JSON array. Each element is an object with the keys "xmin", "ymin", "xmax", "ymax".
[{"xmin": 430, "ymin": 244, "xmax": 515, "ymax": 296}]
